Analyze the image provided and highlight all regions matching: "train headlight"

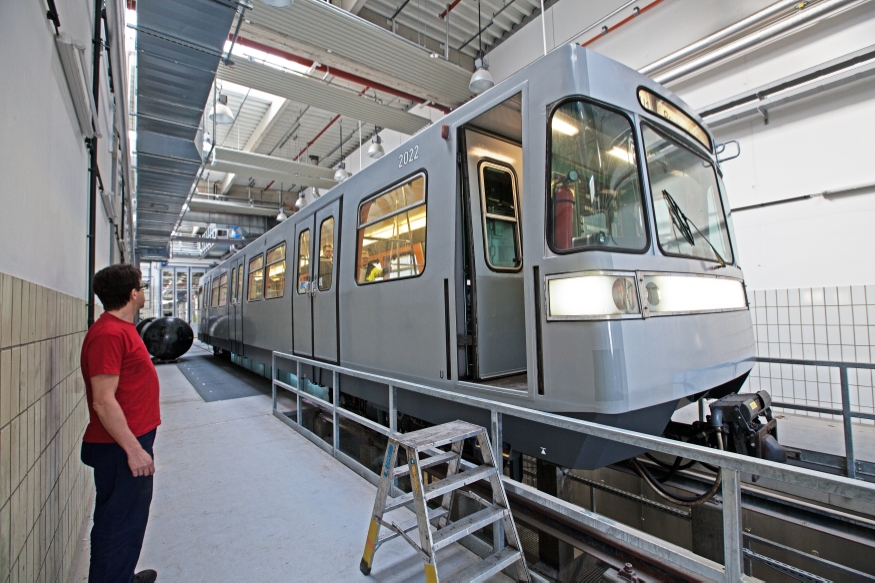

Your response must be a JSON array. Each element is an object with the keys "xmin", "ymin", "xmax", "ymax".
[
  {"xmin": 548, "ymin": 273, "xmax": 640, "ymax": 319},
  {"xmin": 641, "ymin": 274, "xmax": 746, "ymax": 315}
]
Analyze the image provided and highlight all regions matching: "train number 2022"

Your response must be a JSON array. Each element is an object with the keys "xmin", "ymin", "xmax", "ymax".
[{"xmin": 398, "ymin": 145, "xmax": 419, "ymax": 168}]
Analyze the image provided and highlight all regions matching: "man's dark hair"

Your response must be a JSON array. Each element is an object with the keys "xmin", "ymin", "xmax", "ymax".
[{"xmin": 93, "ymin": 264, "xmax": 142, "ymax": 311}]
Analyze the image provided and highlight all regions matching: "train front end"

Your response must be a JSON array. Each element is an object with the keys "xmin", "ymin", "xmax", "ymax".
[{"xmin": 516, "ymin": 46, "xmax": 759, "ymax": 469}]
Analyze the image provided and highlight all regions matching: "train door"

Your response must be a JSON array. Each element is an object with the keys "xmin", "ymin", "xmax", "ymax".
[
  {"xmin": 312, "ymin": 200, "xmax": 340, "ymax": 362},
  {"xmin": 463, "ymin": 129, "xmax": 527, "ymax": 379},
  {"xmin": 228, "ymin": 258, "xmax": 244, "ymax": 354},
  {"xmin": 292, "ymin": 217, "xmax": 315, "ymax": 357}
]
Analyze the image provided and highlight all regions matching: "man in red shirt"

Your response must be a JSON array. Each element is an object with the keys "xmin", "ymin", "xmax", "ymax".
[{"xmin": 80, "ymin": 264, "xmax": 160, "ymax": 583}]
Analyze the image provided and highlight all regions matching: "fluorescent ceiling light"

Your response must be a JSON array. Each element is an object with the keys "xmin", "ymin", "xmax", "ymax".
[
  {"xmin": 551, "ymin": 116, "xmax": 579, "ymax": 136},
  {"xmin": 608, "ymin": 147, "xmax": 634, "ymax": 164}
]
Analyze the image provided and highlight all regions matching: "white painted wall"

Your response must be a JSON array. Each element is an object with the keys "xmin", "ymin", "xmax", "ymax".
[
  {"xmin": 0, "ymin": 0, "xmax": 119, "ymax": 298},
  {"xmin": 485, "ymin": 0, "xmax": 875, "ymax": 291}
]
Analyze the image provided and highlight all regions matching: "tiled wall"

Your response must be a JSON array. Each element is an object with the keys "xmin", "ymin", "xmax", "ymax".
[
  {"xmin": 0, "ymin": 272, "xmax": 93, "ymax": 583},
  {"xmin": 747, "ymin": 285, "xmax": 875, "ymax": 425}
]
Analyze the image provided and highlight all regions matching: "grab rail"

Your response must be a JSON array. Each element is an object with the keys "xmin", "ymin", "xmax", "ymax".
[
  {"xmin": 271, "ymin": 350, "xmax": 875, "ymax": 582},
  {"xmin": 754, "ymin": 356, "xmax": 875, "ymax": 479}
]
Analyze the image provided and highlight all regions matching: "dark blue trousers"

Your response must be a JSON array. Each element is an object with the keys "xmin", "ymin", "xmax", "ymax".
[{"xmin": 81, "ymin": 429, "xmax": 156, "ymax": 583}]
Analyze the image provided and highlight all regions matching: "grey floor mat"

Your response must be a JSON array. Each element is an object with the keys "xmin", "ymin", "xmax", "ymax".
[{"xmin": 175, "ymin": 353, "xmax": 271, "ymax": 402}]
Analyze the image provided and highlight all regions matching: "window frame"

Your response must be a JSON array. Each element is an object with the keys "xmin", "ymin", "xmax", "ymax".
[
  {"xmin": 247, "ymin": 254, "xmax": 264, "ymax": 302},
  {"xmin": 230, "ymin": 265, "xmax": 237, "ymax": 304},
  {"xmin": 640, "ymin": 121, "xmax": 735, "ymax": 266},
  {"xmin": 296, "ymin": 229, "xmax": 311, "ymax": 295},
  {"xmin": 544, "ymin": 96, "xmax": 651, "ymax": 257},
  {"xmin": 354, "ymin": 170, "xmax": 428, "ymax": 287},
  {"xmin": 210, "ymin": 278, "xmax": 219, "ymax": 308},
  {"xmin": 217, "ymin": 272, "xmax": 228, "ymax": 307},
  {"xmin": 236, "ymin": 265, "xmax": 243, "ymax": 303},
  {"xmin": 317, "ymin": 217, "xmax": 336, "ymax": 291},
  {"xmin": 265, "ymin": 242, "xmax": 287, "ymax": 300},
  {"xmin": 477, "ymin": 159, "xmax": 523, "ymax": 272}
]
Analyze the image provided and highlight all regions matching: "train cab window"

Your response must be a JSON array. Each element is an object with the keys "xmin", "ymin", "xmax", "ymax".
[
  {"xmin": 318, "ymin": 218, "xmax": 335, "ymax": 291},
  {"xmin": 218, "ymin": 272, "xmax": 228, "ymax": 306},
  {"xmin": 641, "ymin": 124, "xmax": 733, "ymax": 265},
  {"xmin": 548, "ymin": 100, "xmax": 647, "ymax": 253},
  {"xmin": 297, "ymin": 230, "xmax": 311, "ymax": 294},
  {"xmin": 265, "ymin": 243, "xmax": 286, "ymax": 299},
  {"xmin": 356, "ymin": 174, "xmax": 426, "ymax": 284},
  {"xmin": 210, "ymin": 279, "xmax": 219, "ymax": 307},
  {"xmin": 479, "ymin": 162, "xmax": 521, "ymax": 270},
  {"xmin": 247, "ymin": 255, "xmax": 264, "ymax": 301},
  {"xmin": 236, "ymin": 265, "xmax": 243, "ymax": 301}
]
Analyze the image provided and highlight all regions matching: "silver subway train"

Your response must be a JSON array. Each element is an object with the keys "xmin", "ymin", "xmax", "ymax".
[{"xmin": 196, "ymin": 44, "xmax": 756, "ymax": 470}]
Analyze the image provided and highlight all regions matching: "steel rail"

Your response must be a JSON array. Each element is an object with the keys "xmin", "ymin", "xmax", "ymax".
[{"xmin": 270, "ymin": 350, "xmax": 875, "ymax": 582}]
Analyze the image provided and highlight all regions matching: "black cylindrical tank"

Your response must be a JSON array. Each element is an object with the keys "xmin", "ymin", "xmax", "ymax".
[
  {"xmin": 135, "ymin": 317, "xmax": 155, "ymax": 336},
  {"xmin": 140, "ymin": 317, "xmax": 194, "ymax": 360}
]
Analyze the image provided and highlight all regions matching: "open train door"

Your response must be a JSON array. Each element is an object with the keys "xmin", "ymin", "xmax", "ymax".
[{"xmin": 463, "ymin": 129, "xmax": 527, "ymax": 379}]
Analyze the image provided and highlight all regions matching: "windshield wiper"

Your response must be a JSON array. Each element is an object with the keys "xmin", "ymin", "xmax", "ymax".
[{"xmin": 662, "ymin": 189, "xmax": 726, "ymax": 268}]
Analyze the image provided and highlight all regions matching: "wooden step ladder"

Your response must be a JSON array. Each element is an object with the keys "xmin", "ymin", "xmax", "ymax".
[{"xmin": 360, "ymin": 420, "xmax": 530, "ymax": 582}]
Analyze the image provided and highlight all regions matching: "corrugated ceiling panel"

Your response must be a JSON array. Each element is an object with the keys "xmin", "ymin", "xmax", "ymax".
[
  {"xmin": 218, "ymin": 59, "xmax": 429, "ymax": 135},
  {"xmin": 242, "ymin": 0, "xmax": 473, "ymax": 107},
  {"xmin": 214, "ymin": 147, "xmax": 337, "ymax": 179}
]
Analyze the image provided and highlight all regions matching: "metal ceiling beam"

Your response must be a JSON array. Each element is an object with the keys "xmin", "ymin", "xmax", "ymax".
[
  {"xmin": 217, "ymin": 58, "xmax": 430, "ymax": 135},
  {"xmin": 171, "ymin": 235, "xmax": 254, "ymax": 244},
  {"xmin": 219, "ymin": 97, "xmax": 288, "ymax": 193}
]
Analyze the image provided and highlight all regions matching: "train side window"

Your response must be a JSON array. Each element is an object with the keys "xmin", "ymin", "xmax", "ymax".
[
  {"xmin": 210, "ymin": 279, "xmax": 219, "ymax": 307},
  {"xmin": 548, "ymin": 100, "xmax": 647, "ymax": 253},
  {"xmin": 356, "ymin": 174, "xmax": 426, "ymax": 284},
  {"xmin": 218, "ymin": 272, "xmax": 229, "ymax": 306},
  {"xmin": 297, "ymin": 230, "xmax": 311, "ymax": 294},
  {"xmin": 265, "ymin": 243, "xmax": 286, "ymax": 299},
  {"xmin": 248, "ymin": 255, "xmax": 264, "ymax": 301},
  {"xmin": 479, "ymin": 161, "xmax": 521, "ymax": 270},
  {"xmin": 236, "ymin": 265, "xmax": 243, "ymax": 302},
  {"xmin": 318, "ymin": 218, "xmax": 335, "ymax": 291}
]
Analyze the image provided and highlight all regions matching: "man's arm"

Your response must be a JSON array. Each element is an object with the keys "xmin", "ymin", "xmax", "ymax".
[{"xmin": 91, "ymin": 374, "xmax": 156, "ymax": 477}]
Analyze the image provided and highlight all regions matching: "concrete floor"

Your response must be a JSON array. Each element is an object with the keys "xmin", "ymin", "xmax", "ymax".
[{"xmin": 68, "ymin": 348, "xmax": 508, "ymax": 582}]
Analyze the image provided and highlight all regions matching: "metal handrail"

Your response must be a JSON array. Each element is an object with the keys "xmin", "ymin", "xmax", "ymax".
[
  {"xmin": 271, "ymin": 350, "xmax": 875, "ymax": 582},
  {"xmin": 754, "ymin": 356, "xmax": 875, "ymax": 480}
]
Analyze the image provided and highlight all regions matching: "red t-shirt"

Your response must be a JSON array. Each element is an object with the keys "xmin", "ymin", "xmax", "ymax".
[{"xmin": 81, "ymin": 312, "xmax": 161, "ymax": 443}]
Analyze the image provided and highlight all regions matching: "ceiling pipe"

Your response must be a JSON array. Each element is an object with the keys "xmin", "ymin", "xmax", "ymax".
[
  {"xmin": 233, "ymin": 36, "xmax": 452, "ymax": 114},
  {"xmin": 580, "ymin": 0, "xmax": 665, "ymax": 47},
  {"xmin": 653, "ymin": 0, "xmax": 871, "ymax": 85},
  {"xmin": 639, "ymin": 0, "xmax": 805, "ymax": 76},
  {"xmin": 438, "ymin": 0, "xmax": 463, "ymax": 20}
]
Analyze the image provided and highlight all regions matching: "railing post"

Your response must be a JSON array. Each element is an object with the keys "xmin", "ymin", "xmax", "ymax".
[
  {"xmin": 296, "ymin": 361, "xmax": 302, "ymax": 427},
  {"xmin": 491, "ymin": 409, "xmax": 505, "ymax": 552},
  {"xmin": 271, "ymin": 352, "xmax": 277, "ymax": 411},
  {"xmin": 840, "ymin": 366, "xmax": 857, "ymax": 479},
  {"xmin": 388, "ymin": 384, "xmax": 397, "ymax": 435},
  {"xmin": 699, "ymin": 398, "xmax": 706, "ymax": 423},
  {"xmin": 721, "ymin": 467, "xmax": 743, "ymax": 582},
  {"xmin": 333, "ymin": 370, "xmax": 340, "ymax": 452}
]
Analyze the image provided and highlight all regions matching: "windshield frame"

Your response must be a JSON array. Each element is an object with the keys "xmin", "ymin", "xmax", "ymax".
[
  {"xmin": 640, "ymin": 121, "xmax": 735, "ymax": 266},
  {"xmin": 545, "ymin": 96, "xmax": 651, "ymax": 257}
]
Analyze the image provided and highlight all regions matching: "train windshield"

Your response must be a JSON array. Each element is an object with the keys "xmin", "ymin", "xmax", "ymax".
[
  {"xmin": 642, "ymin": 124, "xmax": 733, "ymax": 265},
  {"xmin": 548, "ymin": 100, "xmax": 647, "ymax": 253}
]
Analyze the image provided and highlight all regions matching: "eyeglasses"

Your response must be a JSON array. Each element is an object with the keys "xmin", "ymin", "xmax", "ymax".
[{"xmin": 137, "ymin": 281, "xmax": 150, "ymax": 291}]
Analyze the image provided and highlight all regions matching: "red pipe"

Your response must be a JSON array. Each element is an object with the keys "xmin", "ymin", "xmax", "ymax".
[
  {"xmin": 439, "ymin": 0, "xmax": 464, "ymax": 19},
  {"xmin": 232, "ymin": 36, "xmax": 452, "ymax": 114},
  {"xmin": 580, "ymin": 0, "xmax": 665, "ymax": 47}
]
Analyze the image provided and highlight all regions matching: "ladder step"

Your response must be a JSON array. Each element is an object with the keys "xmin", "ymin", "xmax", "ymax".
[
  {"xmin": 393, "ymin": 450, "xmax": 458, "ymax": 477},
  {"xmin": 424, "ymin": 464, "xmax": 496, "ymax": 501},
  {"xmin": 377, "ymin": 507, "xmax": 449, "ymax": 545},
  {"xmin": 384, "ymin": 464, "xmax": 496, "ymax": 511},
  {"xmin": 395, "ymin": 420, "xmax": 484, "ymax": 450},
  {"xmin": 447, "ymin": 547, "xmax": 524, "ymax": 583},
  {"xmin": 431, "ymin": 504, "xmax": 508, "ymax": 551}
]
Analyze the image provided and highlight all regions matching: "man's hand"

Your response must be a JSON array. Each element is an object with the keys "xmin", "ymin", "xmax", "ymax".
[{"xmin": 126, "ymin": 446, "xmax": 156, "ymax": 477}]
